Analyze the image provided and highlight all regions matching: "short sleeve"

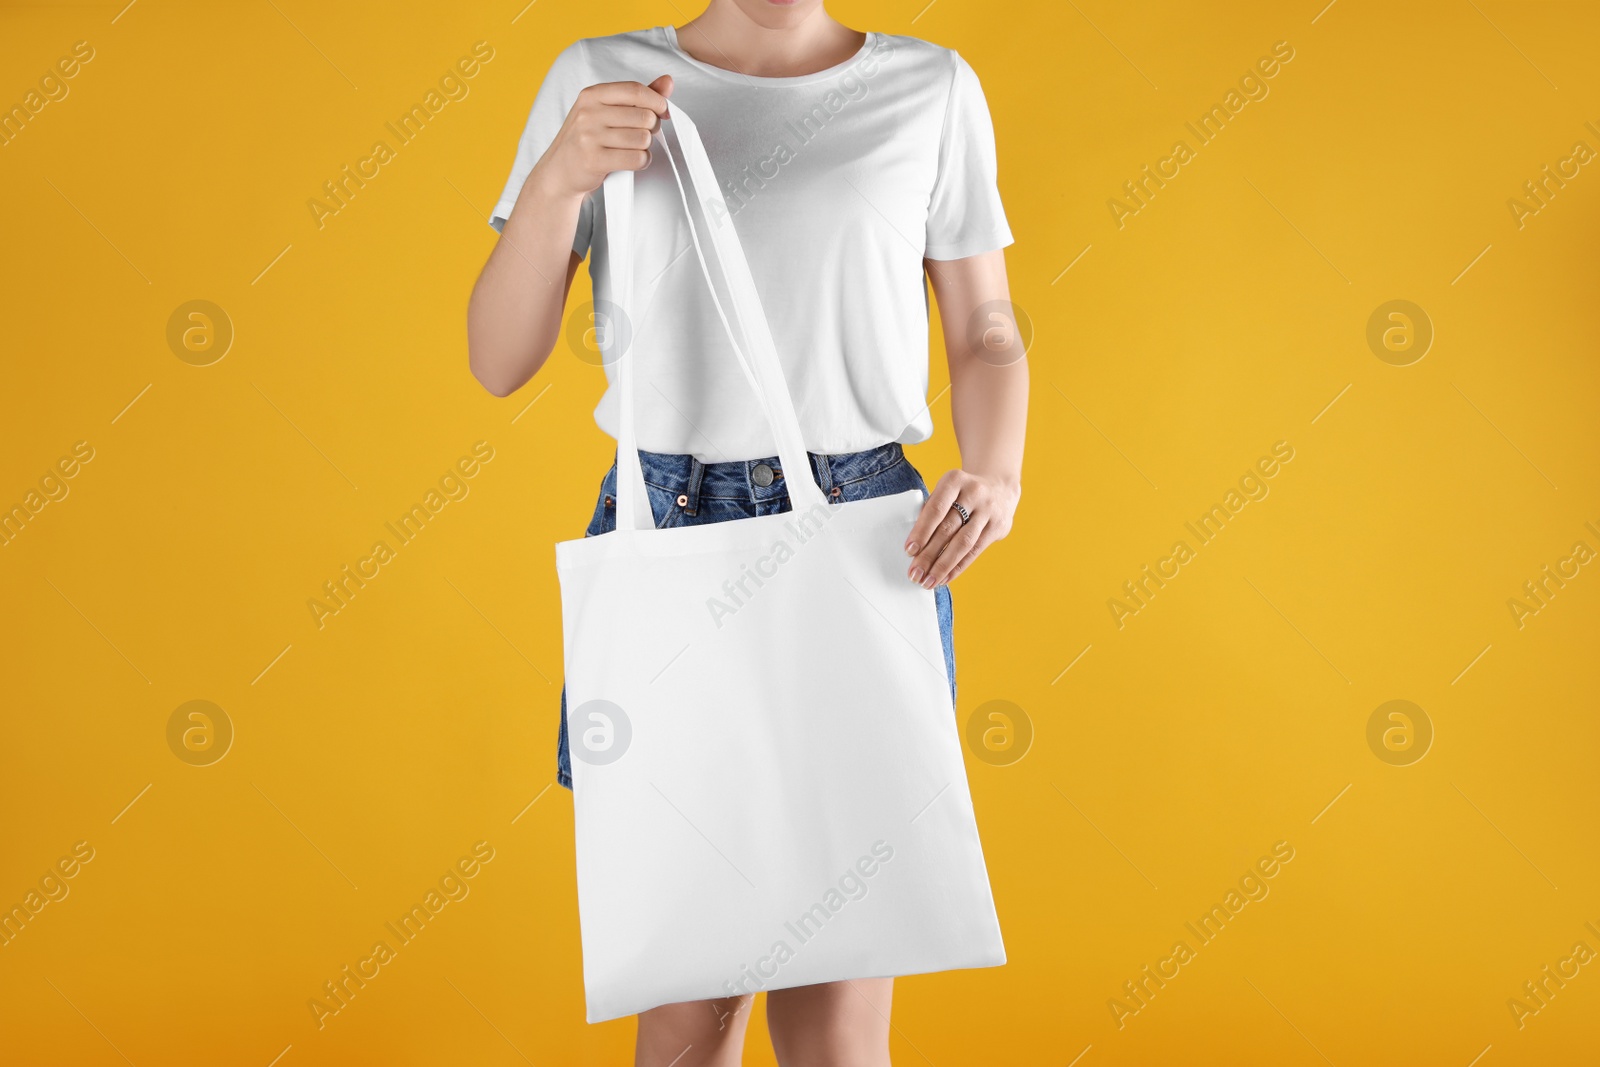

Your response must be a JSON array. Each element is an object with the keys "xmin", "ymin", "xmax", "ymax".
[
  {"xmin": 488, "ymin": 40, "xmax": 596, "ymax": 257},
  {"xmin": 923, "ymin": 52, "xmax": 1013, "ymax": 261}
]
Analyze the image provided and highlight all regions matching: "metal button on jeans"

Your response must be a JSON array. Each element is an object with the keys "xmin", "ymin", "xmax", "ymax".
[{"xmin": 751, "ymin": 463, "xmax": 775, "ymax": 487}]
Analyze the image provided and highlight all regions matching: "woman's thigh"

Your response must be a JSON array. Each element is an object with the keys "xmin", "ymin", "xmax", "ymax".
[
  {"xmin": 635, "ymin": 995, "xmax": 754, "ymax": 1067},
  {"xmin": 765, "ymin": 978, "xmax": 894, "ymax": 1067}
]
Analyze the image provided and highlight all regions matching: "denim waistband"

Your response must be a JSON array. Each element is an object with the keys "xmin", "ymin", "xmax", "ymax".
[{"xmin": 627, "ymin": 442, "xmax": 907, "ymax": 513}]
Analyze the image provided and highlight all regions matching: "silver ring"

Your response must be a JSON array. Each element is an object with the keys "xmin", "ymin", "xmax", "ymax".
[{"xmin": 951, "ymin": 501, "xmax": 971, "ymax": 526}]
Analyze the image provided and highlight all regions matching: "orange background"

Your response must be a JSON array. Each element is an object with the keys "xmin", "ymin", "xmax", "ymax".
[{"xmin": 2, "ymin": 1, "xmax": 1598, "ymax": 1064}]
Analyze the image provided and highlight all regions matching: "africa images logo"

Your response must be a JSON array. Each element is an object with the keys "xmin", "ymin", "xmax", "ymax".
[
  {"xmin": 721, "ymin": 841, "xmax": 895, "ymax": 1000},
  {"xmin": 704, "ymin": 35, "xmax": 897, "ymax": 225},
  {"xmin": 704, "ymin": 500, "xmax": 834, "ymax": 629}
]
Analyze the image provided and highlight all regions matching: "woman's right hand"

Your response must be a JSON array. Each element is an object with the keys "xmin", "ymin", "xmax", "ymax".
[
  {"xmin": 531, "ymin": 75, "xmax": 674, "ymax": 200},
  {"xmin": 469, "ymin": 75, "xmax": 672, "ymax": 399}
]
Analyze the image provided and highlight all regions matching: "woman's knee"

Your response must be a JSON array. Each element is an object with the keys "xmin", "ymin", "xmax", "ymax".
[{"xmin": 635, "ymin": 995, "xmax": 754, "ymax": 1067}]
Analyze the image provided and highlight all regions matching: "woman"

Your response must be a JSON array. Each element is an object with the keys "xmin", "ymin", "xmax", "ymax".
[{"xmin": 468, "ymin": 0, "xmax": 1026, "ymax": 1062}]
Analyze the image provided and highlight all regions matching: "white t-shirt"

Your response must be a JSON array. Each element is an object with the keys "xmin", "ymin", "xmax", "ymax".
[{"xmin": 489, "ymin": 27, "xmax": 1012, "ymax": 461}]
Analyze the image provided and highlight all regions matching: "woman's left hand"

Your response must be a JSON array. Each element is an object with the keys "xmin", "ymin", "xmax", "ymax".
[{"xmin": 905, "ymin": 469, "xmax": 1020, "ymax": 589}]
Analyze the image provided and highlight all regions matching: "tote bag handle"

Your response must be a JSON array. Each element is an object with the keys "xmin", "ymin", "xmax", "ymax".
[{"xmin": 602, "ymin": 103, "xmax": 830, "ymax": 532}]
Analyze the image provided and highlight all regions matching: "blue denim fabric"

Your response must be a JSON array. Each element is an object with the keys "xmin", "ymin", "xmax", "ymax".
[{"xmin": 555, "ymin": 442, "xmax": 955, "ymax": 790}]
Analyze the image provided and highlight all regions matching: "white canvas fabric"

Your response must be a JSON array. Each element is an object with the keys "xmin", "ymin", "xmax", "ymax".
[{"xmin": 555, "ymin": 104, "xmax": 1005, "ymax": 1024}]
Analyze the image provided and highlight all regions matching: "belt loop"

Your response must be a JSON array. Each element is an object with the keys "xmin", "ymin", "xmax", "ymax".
[
  {"xmin": 684, "ymin": 457, "xmax": 705, "ymax": 516},
  {"xmin": 811, "ymin": 450, "xmax": 835, "ymax": 498}
]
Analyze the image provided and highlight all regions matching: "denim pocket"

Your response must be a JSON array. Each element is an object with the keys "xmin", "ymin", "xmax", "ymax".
[
  {"xmin": 645, "ymin": 482, "xmax": 688, "ymax": 529},
  {"xmin": 834, "ymin": 452, "xmax": 924, "ymax": 503},
  {"xmin": 585, "ymin": 463, "xmax": 688, "ymax": 534}
]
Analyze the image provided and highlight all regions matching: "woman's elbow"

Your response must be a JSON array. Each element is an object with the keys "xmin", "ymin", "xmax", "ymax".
[
  {"xmin": 469, "ymin": 338, "xmax": 553, "ymax": 397},
  {"xmin": 466, "ymin": 295, "xmax": 558, "ymax": 396},
  {"xmin": 476, "ymin": 375, "xmax": 518, "ymax": 398},
  {"xmin": 469, "ymin": 354, "xmax": 522, "ymax": 397}
]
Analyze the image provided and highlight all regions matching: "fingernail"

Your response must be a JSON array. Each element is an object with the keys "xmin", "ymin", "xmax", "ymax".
[
  {"xmin": 909, "ymin": 567, "xmax": 923, "ymax": 583},
  {"xmin": 905, "ymin": 541, "xmax": 917, "ymax": 555}
]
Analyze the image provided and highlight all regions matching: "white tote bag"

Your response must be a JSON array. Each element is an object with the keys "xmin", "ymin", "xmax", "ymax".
[{"xmin": 556, "ymin": 103, "xmax": 1004, "ymax": 1024}]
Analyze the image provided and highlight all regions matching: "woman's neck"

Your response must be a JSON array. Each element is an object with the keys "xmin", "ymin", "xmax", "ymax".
[{"xmin": 676, "ymin": 3, "xmax": 865, "ymax": 78}]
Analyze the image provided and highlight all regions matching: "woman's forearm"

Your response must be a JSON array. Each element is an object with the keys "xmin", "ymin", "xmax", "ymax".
[
  {"xmin": 466, "ymin": 166, "xmax": 586, "ymax": 397},
  {"xmin": 904, "ymin": 250, "xmax": 1027, "ymax": 588},
  {"xmin": 933, "ymin": 250, "xmax": 1028, "ymax": 490},
  {"xmin": 950, "ymin": 349, "xmax": 1028, "ymax": 490}
]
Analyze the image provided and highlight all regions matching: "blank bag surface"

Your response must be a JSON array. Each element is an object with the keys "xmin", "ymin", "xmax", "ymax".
[{"xmin": 555, "ymin": 103, "xmax": 1004, "ymax": 1024}]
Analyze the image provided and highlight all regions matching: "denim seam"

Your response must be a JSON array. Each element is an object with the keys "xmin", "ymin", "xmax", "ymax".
[
  {"xmin": 641, "ymin": 479, "xmax": 683, "ymax": 494},
  {"xmin": 828, "ymin": 452, "xmax": 909, "ymax": 489}
]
